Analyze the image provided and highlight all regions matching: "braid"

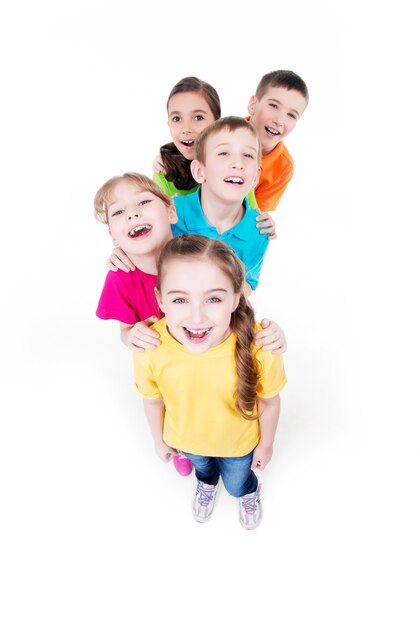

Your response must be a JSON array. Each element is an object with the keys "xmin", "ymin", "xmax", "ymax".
[
  {"xmin": 231, "ymin": 295, "xmax": 260, "ymax": 420},
  {"xmin": 159, "ymin": 143, "xmax": 197, "ymax": 190}
]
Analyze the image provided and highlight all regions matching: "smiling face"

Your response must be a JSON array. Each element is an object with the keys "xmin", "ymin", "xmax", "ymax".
[
  {"xmin": 157, "ymin": 257, "xmax": 240, "ymax": 354},
  {"xmin": 248, "ymin": 85, "xmax": 307, "ymax": 155},
  {"xmin": 167, "ymin": 91, "xmax": 217, "ymax": 160},
  {"xmin": 107, "ymin": 180, "xmax": 177, "ymax": 260},
  {"xmin": 191, "ymin": 126, "xmax": 260, "ymax": 205}
]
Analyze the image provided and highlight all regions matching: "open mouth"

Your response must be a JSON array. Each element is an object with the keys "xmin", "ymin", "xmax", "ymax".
[
  {"xmin": 224, "ymin": 176, "xmax": 244, "ymax": 185},
  {"xmin": 183, "ymin": 327, "xmax": 212, "ymax": 342},
  {"xmin": 181, "ymin": 139, "xmax": 195, "ymax": 148},
  {"xmin": 265, "ymin": 126, "xmax": 281, "ymax": 137},
  {"xmin": 128, "ymin": 224, "xmax": 152, "ymax": 238}
]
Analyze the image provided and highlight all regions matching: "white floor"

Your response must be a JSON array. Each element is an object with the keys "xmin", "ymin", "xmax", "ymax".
[{"xmin": 1, "ymin": 2, "xmax": 417, "ymax": 624}]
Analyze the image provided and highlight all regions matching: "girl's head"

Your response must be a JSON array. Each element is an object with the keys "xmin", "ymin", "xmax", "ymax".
[
  {"xmin": 156, "ymin": 235, "xmax": 260, "ymax": 419},
  {"xmin": 94, "ymin": 173, "xmax": 177, "ymax": 258},
  {"xmin": 166, "ymin": 77, "xmax": 221, "ymax": 161}
]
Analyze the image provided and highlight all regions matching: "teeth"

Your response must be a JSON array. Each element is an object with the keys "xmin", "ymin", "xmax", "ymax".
[
  {"xmin": 266, "ymin": 126, "xmax": 280, "ymax": 135},
  {"xmin": 185, "ymin": 328, "xmax": 210, "ymax": 335},
  {"xmin": 225, "ymin": 177, "xmax": 243, "ymax": 184},
  {"xmin": 182, "ymin": 140, "xmax": 194, "ymax": 145},
  {"xmin": 129, "ymin": 224, "xmax": 150, "ymax": 236}
]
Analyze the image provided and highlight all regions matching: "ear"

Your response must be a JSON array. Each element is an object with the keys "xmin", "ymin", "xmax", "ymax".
[
  {"xmin": 191, "ymin": 159, "xmax": 206, "ymax": 184},
  {"xmin": 248, "ymin": 95, "xmax": 257, "ymax": 117},
  {"xmin": 232, "ymin": 293, "xmax": 241, "ymax": 312},
  {"xmin": 253, "ymin": 165, "xmax": 261, "ymax": 189},
  {"xmin": 154, "ymin": 286, "xmax": 165, "ymax": 312},
  {"xmin": 167, "ymin": 202, "xmax": 178, "ymax": 224},
  {"xmin": 108, "ymin": 227, "xmax": 119, "ymax": 247}
]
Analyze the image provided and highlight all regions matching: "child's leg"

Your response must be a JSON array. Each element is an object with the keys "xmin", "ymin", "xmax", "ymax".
[
  {"xmin": 183, "ymin": 453, "xmax": 220, "ymax": 486},
  {"xmin": 217, "ymin": 451, "xmax": 258, "ymax": 497}
]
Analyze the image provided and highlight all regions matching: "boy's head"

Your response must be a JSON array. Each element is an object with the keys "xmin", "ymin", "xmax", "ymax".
[
  {"xmin": 191, "ymin": 116, "xmax": 261, "ymax": 203},
  {"xmin": 94, "ymin": 173, "xmax": 176, "ymax": 257},
  {"xmin": 248, "ymin": 70, "xmax": 309, "ymax": 155}
]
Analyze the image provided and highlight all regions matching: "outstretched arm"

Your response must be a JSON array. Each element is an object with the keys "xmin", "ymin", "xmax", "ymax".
[
  {"xmin": 251, "ymin": 395, "xmax": 281, "ymax": 470},
  {"xmin": 143, "ymin": 398, "xmax": 176, "ymax": 462}
]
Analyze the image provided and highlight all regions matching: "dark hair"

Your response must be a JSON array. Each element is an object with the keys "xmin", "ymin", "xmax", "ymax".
[
  {"xmin": 195, "ymin": 116, "xmax": 261, "ymax": 166},
  {"xmin": 157, "ymin": 234, "xmax": 260, "ymax": 420},
  {"xmin": 160, "ymin": 77, "xmax": 221, "ymax": 191},
  {"xmin": 255, "ymin": 69, "xmax": 309, "ymax": 104}
]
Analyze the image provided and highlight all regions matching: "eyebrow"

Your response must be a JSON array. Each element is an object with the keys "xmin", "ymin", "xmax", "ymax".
[
  {"xmin": 167, "ymin": 288, "xmax": 228, "ymax": 295},
  {"xmin": 108, "ymin": 190, "xmax": 150, "ymax": 210},
  {"xmin": 215, "ymin": 142, "xmax": 257, "ymax": 151},
  {"xmin": 268, "ymin": 98, "xmax": 301, "ymax": 117},
  {"xmin": 168, "ymin": 108, "xmax": 209, "ymax": 116}
]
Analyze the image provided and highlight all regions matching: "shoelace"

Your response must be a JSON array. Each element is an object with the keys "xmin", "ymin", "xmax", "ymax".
[
  {"xmin": 197, "ymin": 483, "xmax": 215, "ymax": 508},
  {"xmin": 241, "ymin": 493, "xmax": 259, "ymax": 514}
]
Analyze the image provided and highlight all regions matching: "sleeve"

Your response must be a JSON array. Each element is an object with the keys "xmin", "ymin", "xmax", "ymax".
[
  {"xmin": 153, "ymin": 172, "xmax": 172, "ymax": 196},
  {"xmin": 256, "ymin": 162, "xmax": 293, "ymax": 212},
  {"xmin": 245, "ymin": 236, "xmax": 269, "ymax": 290},
  {"xmin": 96, "ymin": 270, "xmax": 139, "ymax": 325},
  {"xmin": 255, "ymin": 348, "xmax": 287, "ymax": 398},
  {"xmin": 133, "ymin": 351, "xmax": 162, "ymax": 399},
  {"xmin": 246, "ymin": 187, "xmax": 258, "ymax": 210}
]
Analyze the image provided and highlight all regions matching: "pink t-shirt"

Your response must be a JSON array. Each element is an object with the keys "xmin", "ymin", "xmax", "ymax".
[{"xmin": 96, "ymin": 268, "xmax": 162, "ymax": 325}]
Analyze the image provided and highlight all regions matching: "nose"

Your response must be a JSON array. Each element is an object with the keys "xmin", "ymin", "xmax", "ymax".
[
  {"xmin": 189, "ymin": 302, "xmax": 206, "ymax": 325},
  {"xmin": 127, "ymin": 206, "xmax": 142, "ymax": 220}
]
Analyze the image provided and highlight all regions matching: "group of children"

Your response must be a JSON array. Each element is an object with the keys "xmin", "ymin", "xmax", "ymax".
[{"xmin": 94, "ymin": 69, "xmax": 309, "ymax": 530}]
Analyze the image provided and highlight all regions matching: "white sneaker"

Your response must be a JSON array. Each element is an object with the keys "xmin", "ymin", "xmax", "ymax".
[
  {"xmin": 193, "ymin": 481, "xmax": 218, "ymax": 523},
  {"xmin": 239, "ymin": 484, "xmax": 262, "ymax": 530}
]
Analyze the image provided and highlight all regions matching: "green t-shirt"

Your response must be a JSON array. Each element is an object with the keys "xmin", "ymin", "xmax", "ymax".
[{"xmin": 153, "ymin": 171, "xmax": 258, "ymax": 209}]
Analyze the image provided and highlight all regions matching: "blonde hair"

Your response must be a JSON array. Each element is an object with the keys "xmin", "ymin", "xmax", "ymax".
[
  {"xmin": 94, "ymin": 172, "xmax": 172, "ymax": 225},
  {"xmin": 195, "ymin": 116, "xmax": 261, "ymax": 167},
  {"xmin": 157, "ymin": 234, "xmax": 260, "ymax": 420}
]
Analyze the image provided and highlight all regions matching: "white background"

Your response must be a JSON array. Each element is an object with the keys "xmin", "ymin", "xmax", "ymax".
[{"xmin": 1, "ymin": 1, "xmax": 417, "ymax": 624}]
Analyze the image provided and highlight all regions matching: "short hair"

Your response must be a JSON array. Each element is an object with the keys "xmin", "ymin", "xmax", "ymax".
[
  {"xmin": 195, "ymin": 116, "xmax": 261, "ymax": 166},
  {"xmin": 255, "ymin": 70, "xmax": 309, "ymax": 103},
  {"xmin": 94, "ymin": 172, "xmax": 172, "ymax": 225}
]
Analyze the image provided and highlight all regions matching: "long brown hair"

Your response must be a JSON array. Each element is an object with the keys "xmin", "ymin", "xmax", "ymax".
[
  {"xmin": 160, "ymin": 77, "xmax": 221, "ymax": 191},
  {"xmin": 157, "ymin": 235, "xmax": 260, "ymax": 419}
]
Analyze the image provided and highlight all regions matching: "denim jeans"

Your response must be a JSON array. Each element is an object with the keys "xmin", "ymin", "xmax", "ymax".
[{"xmin": 183, "ymin": 450, "xmax": 258, "ymax": 497}]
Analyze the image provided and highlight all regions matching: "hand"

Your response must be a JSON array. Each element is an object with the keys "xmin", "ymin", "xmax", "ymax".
[
  {"xmin": 106, "ymin": 247, "xmax": 135, "ymax": 272},
  {"xmin": 255, "ymin": 318, "xmax": 287, "ymax": 355},
  {"xmin": 128, "ymin": 318, "xmax": 161, "ymax": 352},
  {"xmin": 152, "ymin": 154, "xmax": 166, "ymax": 174},
  {"xmin": 256, "ymin": 212, "xmax": 277, "ymax": 240},
  {"xmin": 155, "ymin": 440, "xmax": 176, "ymax": 462},
  {"xmin": 251, "ymin": 444, "xmax": 273, "ymax": 470}
]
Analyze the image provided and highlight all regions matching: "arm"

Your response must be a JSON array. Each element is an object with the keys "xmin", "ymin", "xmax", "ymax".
[
  {"xmin": 107, "ymin": 247, "xmax": 135, "ymax": 272},
  {"xmin": 254, "ymin": 319, "xmax": 287, "ymax": 355},
  {"xmin": 143, "ymin": 397, "xmax": 176, "ymax": 462},
  {"xmin": 251, "ymin": 394, "xmax": 281, "ymax": 470},
  {"xmin": 256, "ymin": 163, "xmax": 293, "ymax": 212},
  {"xmin": 152, "ymin": 153, "xmax": 166, "ymax": 174},
  {"xmin": 120, "ymin": 317, "xmax": 161, "ymax": 352}
]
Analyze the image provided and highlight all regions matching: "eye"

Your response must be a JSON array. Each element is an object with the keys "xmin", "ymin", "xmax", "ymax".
[
  {"xmin": 218, "ymin": 151, "xmax": 228, "ymax": 156},
  {"xmin": 111, "ymin": 209, "xmax": 123, "ymax": 217},
  {"xmin": 208, "ymin": 297, "xmax": 221, "ymax": 303},
  {"xmin": 171, "ymin": 116, "xmax": 181, "ymax": 123},
  {"xmin": 195, "ymin": 114, "xmax": 205, "ymax": 121},
  {"xmin": 138, "ymin": 199, "xmax": 152, "ymax": 207},
  {"xmin": 288, "ymin": 112, "xmax": 297, "ymax": 119},
  {"xmin": 173, "ymin": 297, "xmax": 187, "ymax": 303},
  {"xmin": 244, "ymin": 153, "xmax": 254, "ymax": 159},
  {"xmin": 269, "ymin": 103, "xmax": 278, "ymax": 109}
]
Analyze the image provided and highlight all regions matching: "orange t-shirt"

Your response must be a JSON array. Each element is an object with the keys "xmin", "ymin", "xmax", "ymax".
[{"xmin": 256, "ymin": 141, "xmax": 294, "ymax": 212}]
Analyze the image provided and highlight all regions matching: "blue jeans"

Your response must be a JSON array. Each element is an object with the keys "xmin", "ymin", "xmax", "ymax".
[{"xmin": 183, "ymin": 450, "xmax": 258, "ymax": 497}]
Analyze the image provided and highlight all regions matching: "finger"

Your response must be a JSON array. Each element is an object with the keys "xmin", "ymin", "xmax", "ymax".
[
  {"xmin": 132, "ymin": 339, "xmax": 161, "ymax": 350},
  {"xmin": 271, "ymin": 345, "xmax": 287, "ymax": 355},
  {"xmin": 106, "ymin": 260, "xmax": 118, "ymax": 272}
]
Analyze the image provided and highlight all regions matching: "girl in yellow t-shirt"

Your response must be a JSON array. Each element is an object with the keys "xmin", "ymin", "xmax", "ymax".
[{"xmin": 134, "ymin": 234, "xmax": 286, "ymax": 530}]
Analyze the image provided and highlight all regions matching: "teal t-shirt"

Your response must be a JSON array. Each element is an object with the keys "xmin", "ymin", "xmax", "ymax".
[{"xmin": 153, "ymin": 171, "xmax": 258, "ymax": 209}]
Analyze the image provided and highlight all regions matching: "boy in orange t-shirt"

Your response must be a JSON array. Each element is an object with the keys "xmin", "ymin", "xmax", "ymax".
[{"xmin": 247, "ymin": 70, "xmax": 309, "ymax": 212}]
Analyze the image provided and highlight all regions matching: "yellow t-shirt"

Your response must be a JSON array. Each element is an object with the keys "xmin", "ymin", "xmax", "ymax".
[{"xmin": 134, "ymin": 318, "xmax": 287, "ymax": 457}]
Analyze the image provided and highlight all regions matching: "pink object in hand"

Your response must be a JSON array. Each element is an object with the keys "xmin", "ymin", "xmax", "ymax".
[{"xmin": 173, "ymin": 452, "xmax": 193, "ymax": 476}]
